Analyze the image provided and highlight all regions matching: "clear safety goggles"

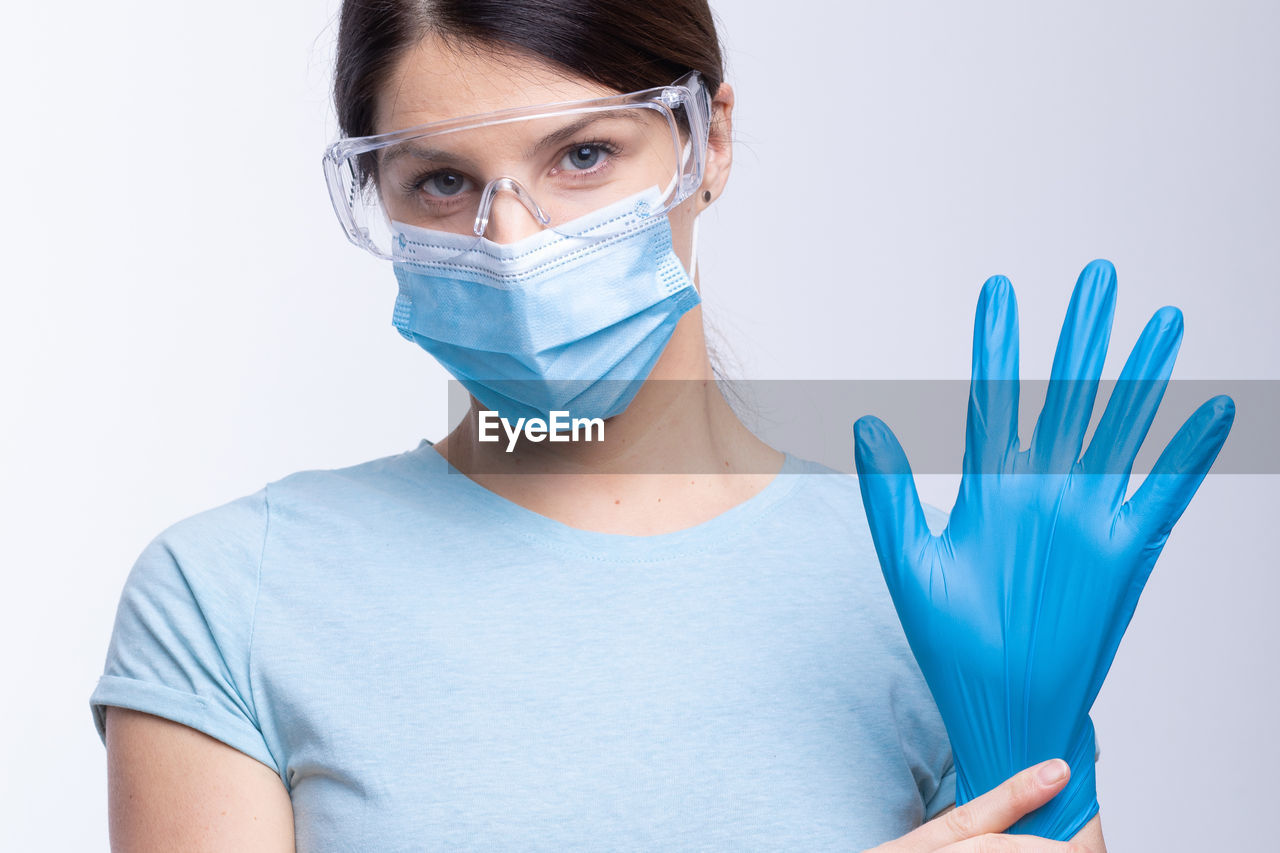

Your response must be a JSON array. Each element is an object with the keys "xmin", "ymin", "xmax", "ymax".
[{"xmin": 322, "ymin": 71, "xmax": 713, "ymax": 259}]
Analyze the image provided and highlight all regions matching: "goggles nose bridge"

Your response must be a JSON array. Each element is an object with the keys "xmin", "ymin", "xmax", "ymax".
[{"xmin": 473, "ymin": 176, "xmax": 553, "ymax": 238}]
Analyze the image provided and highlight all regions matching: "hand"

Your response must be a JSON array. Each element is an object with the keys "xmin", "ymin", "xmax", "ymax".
[
  {"xmin": 853, "ymin": 259, "xmax": 1234, "ymax": 839},
  {"xmin": 865, "ymin": 759, "xmax": 1095, "ymax": 852}
]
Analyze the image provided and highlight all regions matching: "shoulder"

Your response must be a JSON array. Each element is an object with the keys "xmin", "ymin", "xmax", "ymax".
[
  {"xmin": 131, "ymin": 441, "xmax": 447, "ymax": 593},
  {"xmin": 152, "ymin": 440, "xmax": 444, "ymax": 544},
  {"xmin": 781, "ymin": 453, "xmax": 951, "ymax": 532},
  {"xmin": 259, "ymin": 439, "xmax": 454, "ymax": 519},
  {"xmin": 778, "ymin": 453, "xmax": 955, "ymax": 705}
]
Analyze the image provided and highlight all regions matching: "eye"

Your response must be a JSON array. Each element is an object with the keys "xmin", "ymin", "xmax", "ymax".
[
  {"xmin": 420, "ymin": 170, "xmax": 471, "ymax": 198},
  {"xmin": 560, "ymin": 143, "xmax": 609, "ymax": 171}
]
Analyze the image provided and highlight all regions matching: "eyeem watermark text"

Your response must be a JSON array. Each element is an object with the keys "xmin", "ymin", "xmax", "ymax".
[{"xmin": 478, "ymin": 410, "xmax": 605, "ymax": 452}]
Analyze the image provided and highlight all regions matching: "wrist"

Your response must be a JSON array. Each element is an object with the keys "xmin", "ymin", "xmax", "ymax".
[
  {"xmin": 1071, "ymin": 811, "xmax": 1107, "ymax": 851},
  {"xmin": 1005, "ymin": 722, "xmax": 1099, "ymax": 840},
  {"xmin": 953, "ymin": 719, "xmax": 1098, "ymax": 841}
]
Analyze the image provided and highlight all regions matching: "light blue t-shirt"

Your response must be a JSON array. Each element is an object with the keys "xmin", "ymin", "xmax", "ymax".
[{"xmin": 90, "ymin": 442, "xmax": 956, "ymax": 851}]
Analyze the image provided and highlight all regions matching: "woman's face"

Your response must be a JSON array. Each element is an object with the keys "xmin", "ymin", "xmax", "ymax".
[{"xmin": 373, "ymin": 31, "xmax": 732, "ymax": 274}]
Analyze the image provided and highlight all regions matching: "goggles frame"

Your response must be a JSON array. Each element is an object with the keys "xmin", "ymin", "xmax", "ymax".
[{"xmin": 323, "ymin": 70, "xmax": 713, "ymax": 259}]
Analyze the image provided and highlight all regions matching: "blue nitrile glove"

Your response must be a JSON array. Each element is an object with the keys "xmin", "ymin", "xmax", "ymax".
[{"xmin": 852, "ymin": 259, "xmax": 1235, "ymax": 840}]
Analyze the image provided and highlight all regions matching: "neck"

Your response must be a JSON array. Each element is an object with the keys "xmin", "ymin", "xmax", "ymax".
[{"xmin": 431, "ymin": 307, "xmax": 786, "ymax": 534}]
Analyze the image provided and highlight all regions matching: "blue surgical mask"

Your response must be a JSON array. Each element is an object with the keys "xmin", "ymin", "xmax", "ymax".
[{"xmin": 389, "ymin": 186, "xmax": 702, "ymax": 424}]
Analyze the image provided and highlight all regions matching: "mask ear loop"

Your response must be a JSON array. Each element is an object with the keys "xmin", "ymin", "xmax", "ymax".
[{"xmin": 670, "ymin": 132, "xmax": 702, "ymax": 285}]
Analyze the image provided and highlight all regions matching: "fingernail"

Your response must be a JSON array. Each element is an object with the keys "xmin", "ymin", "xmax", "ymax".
[{"xmin": 1038, "ymin": 759, "xmax": 1068, "ymax": 785}]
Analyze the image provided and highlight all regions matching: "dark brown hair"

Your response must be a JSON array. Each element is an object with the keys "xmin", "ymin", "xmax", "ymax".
[{"xmin": 333, "ymin": 0, "xmax": 725, "ymax": 140}]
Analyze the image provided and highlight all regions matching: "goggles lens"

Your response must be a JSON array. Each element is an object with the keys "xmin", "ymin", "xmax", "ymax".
[{"xmin": 324, "ymin": 74, "xmax": 710, "ymax": 258}]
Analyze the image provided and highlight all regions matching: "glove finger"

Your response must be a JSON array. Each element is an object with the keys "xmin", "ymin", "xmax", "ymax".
[
  {"xmin": 963, "ymin": 274, "xmax": 1021, "ymax": 477},
  {"xmin": 853, "ymin": 415, "xmax": 933, "ymax": 599},
  {"xmin": 1029, "ymin": 258, "xmax": 1117, "ymax": 474},
  {"xmin": 1121, "ymin": 394, "xmax": 1235, "ymax": 555},
  {"xmin": 1080, "ymin": 306, "xmax": 1183, "ymax": 504}
]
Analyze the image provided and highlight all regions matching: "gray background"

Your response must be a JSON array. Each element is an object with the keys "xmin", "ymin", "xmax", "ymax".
[{"xmin": 1, "ymin": 0, "xmax": 1275, "ymax": 848}]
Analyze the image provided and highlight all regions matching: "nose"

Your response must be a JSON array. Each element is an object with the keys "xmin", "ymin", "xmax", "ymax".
[
  {"xmin": 474, "ymin": 177, "xmax": 550, "ymax": 244},
  {"xmin": 483, "ymin": 195, "xmax": 543, "ymax": 244}
]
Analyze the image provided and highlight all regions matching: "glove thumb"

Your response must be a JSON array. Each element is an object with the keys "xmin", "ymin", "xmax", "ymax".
[{"xmin": 854, "ymin": 415, "xmax": 933, "ymax": 598}]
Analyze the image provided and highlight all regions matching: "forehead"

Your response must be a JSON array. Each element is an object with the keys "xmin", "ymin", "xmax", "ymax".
[{"xmin": 375, "ymin": 31, "xmax": 622, "ymax": 136}]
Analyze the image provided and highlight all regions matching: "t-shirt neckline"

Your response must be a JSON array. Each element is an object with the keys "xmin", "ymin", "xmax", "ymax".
[{"xmin": 408, "ymin": 440, "xmax": 807, "ymax": 563}]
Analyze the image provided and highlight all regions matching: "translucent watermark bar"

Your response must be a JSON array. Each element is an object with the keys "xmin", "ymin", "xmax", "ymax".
[{"xmin": 442, "ymin": 379, "xmax": 1274, "ymax": 475}]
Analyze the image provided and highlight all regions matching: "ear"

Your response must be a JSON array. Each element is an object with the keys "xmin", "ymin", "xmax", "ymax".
[{"xmin": 699, "ymin": 81, "xmax": 735, "ymax": 205}]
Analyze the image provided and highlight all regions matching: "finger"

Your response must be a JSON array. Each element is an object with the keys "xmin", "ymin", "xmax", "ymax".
[
  {"xmin": 854, "ymin": 415, "xmax": 932, "ymax": 598},
  {"xmin": 1079, "ymin": 306, "xmax": 1183, "ymax": 504},
  {"xmin": 1121, "ymin": 394, "xmax": 1235, "ymax": 550},
  {"xmin": 1029, "ymin": 259, "xmax": 1117, "ymax": 474},
  {"xmin": 912, "ymin": 759, "xmax": 1070, "ymax": 850},
  {"xmin": 963, "ymin": 274, "xmax": 1021, "ymax": 476}
]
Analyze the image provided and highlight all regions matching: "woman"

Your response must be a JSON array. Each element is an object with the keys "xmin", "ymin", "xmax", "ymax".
[{"xmin": 90, "ymin": 1, "xmax": 1230, "ymax": 850}]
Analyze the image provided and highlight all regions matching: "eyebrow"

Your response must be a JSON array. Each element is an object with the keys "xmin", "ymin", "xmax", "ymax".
[
  {"xmin": 525, "ymin": 114, "xmax": 618, "ymax": 158},
  {"xmin": 378, "ymin": 141, "xmax": 477, "ymax": 171},
  {"xmin": 378, "ymin": 112, "xmax": 644, "ymax": 170}
]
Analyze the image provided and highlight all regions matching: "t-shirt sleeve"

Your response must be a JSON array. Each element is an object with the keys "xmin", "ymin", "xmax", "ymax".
[
  {"xmin": 88, "ymin": 489, "xmax": 279, "ymax": 775},
  {"xmin": 922, "ymin": 753, "xmax": 958, "ymax": 821}
]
